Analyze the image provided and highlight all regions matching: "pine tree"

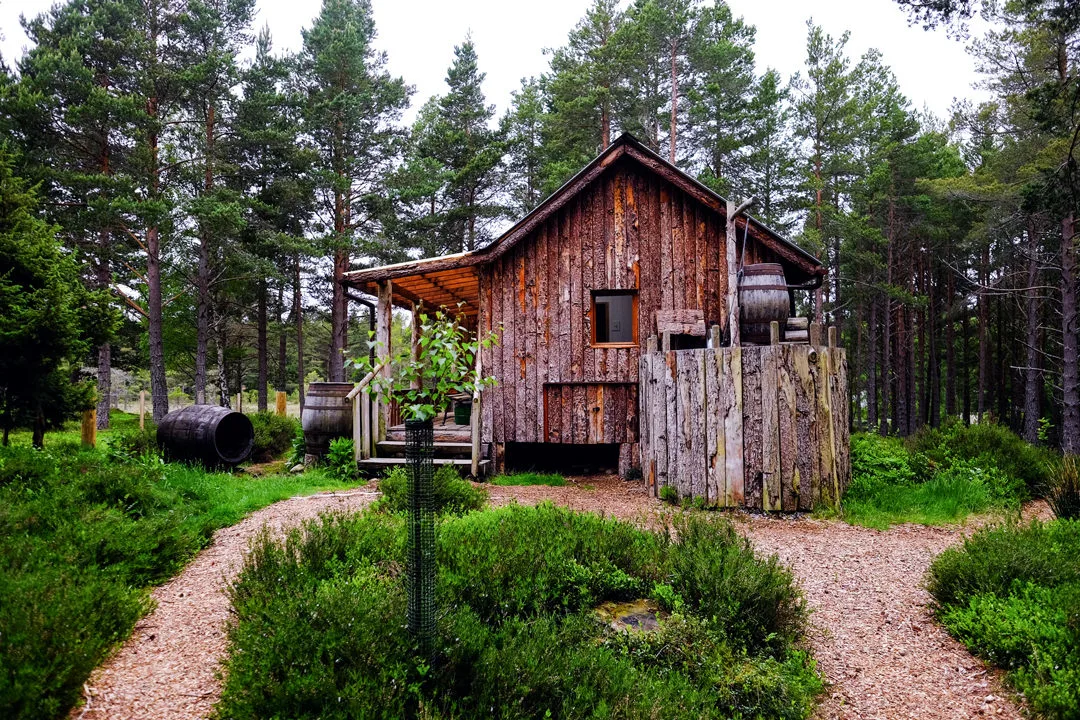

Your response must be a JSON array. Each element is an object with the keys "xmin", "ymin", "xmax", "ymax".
[
  {"xmin": 300, "ymin": 0, "xmax": 408, "ymax": 382},
  {"xmin": 435, "ymin": 38, "xmax": 504, "ymax": 252},
  {"xmin": 683, "ymin": 1, "xmax": 757, "ymax": 193},
  {"xmin": 228, "ymin": 29, "xmax": 316, "ymax": 410},
  {"xmin": 741, "ymin": 69, "xmax": 800, "ymax": 232},
  {"xmin": 0, "ymin": 146, "xmax": 117, "ymax": 446},
  {"xmin": 16, "ymin": 0, "xmax": 143, "ymax": 427},
  {"xmin": 502, "ymin": 77, "xmax": 547, "ymax": 216},
  {"xmin": 177, "ymin": 0, "xmax": 254, "ymax": 405}
]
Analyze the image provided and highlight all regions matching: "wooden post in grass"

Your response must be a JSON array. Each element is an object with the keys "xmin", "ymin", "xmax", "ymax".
[
  {"xmin": 275, "ymin": 391, "xmax": 287, "ymax": 417},
  {"xmin": 81, "ymin": 409, "xmax": 96, "ymax": 447},
  {"xmin": 138, "ymin": 391, "xmax": 146, "ymax": 430}
]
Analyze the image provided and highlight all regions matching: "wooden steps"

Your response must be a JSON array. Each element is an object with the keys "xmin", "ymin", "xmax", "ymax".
[{"xmin": 358, "ymin": 437, "xmax": 487, "ymax": 477}]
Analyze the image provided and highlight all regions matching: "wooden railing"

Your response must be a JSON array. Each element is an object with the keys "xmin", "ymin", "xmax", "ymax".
[{"xmin": 347, "ymin": 360, "xmax": 387, "ymax": 463}]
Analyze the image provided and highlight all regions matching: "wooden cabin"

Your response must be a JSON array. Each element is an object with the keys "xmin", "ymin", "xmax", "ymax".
[{"xmin": 344, "ymin": 133, "xmax": 850, "ymax": 511}]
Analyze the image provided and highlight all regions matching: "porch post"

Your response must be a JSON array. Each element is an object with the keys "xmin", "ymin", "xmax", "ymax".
[
  {"xmin": 410, "ymin": 303, "xmax": 421, "ymax": 390},
  {"xmin": 376, "ymin": 279, "xmax": 393, "ymax": 442},
  {"xmin": 726, "ymin": 200, "xmax": 741, "ymax": 347}
]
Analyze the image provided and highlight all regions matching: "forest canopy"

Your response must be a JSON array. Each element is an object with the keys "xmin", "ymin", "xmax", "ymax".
[{"xmin": 0, "ymin": 0, "xmax": 1076, "ymax": 452}]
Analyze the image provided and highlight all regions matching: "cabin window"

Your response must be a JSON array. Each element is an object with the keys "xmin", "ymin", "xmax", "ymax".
[{"xmin": 591, "ymin": 290, "xmax": 638, "ymax": 346}]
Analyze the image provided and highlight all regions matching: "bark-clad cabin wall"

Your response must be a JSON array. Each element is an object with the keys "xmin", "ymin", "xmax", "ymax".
[{"xmin": 479, "ymin": 157, "xmax": 780, "ymax": 447}]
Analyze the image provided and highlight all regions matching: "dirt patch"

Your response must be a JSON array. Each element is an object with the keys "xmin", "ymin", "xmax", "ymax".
[{"xmin": 75, "ymin": 476, "xmax": 1029, "ymax": 720}]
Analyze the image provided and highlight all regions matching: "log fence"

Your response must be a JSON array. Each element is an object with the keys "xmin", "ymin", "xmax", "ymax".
[{"xmin": 639, "ymin": 340, "xmax": 849, "ymax": 511}]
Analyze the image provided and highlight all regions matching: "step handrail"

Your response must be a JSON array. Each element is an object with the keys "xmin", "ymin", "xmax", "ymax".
[{"xmin": 350, "ymin": 360, "xmax": 388, "ymax": 461}]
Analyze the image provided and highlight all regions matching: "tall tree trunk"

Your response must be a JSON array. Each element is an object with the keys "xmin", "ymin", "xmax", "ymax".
[
  {"xmin": 329, "ymin": 246, "xmax": 348, "ymax": 382},
  {"xmin": 295, "ymin": 254, "xmax": 306, "ymax": 412},
  {"xmin": 215, "ymin": 306, "xmax": 229, "ymax": 408},
  {"xmin": 1023, "ymin": 216, "xmax": 1041, "ymax": 443},
  {"xmin": 195, "ymin": 231, "xmax": 210, "ymax": 404},
  {"xmin": 257, "ymin": 280, "xmax": 268, "ymax": 412},
  {"xmin": 1062, "ymin": 213, "xmax": 1079, "ymax": 454},
  {"xmin": 277, "ymin": 286, "xmax": 288, "ymax": 392},
  {"xmin": 977, "ymin": 244, "xmax": 989, "ymax": 422},
  {"xmin": 868, "ymin": 297, "xmax": 879, "ymax": 429},
  {"xmin": 95, "ymin": 229, "xmax": 112, "ymax": 429},
  {"xmin": 669, "ymin": 40, "xmax": 678, "ymax": 164},
  {"xmin": 962, "ymin": 309, "xmax": 971, "ymax": 424},
  {"xmin": 601, "ymin": 96, "xmax": 610, "ymax": 149},
  {"xmin": 195, "ymin": 102, "xmax": 216, "ymax": 405},
  {"xmin": 945, "ymin": 271, "xmax": 956, "ymax": 417}
]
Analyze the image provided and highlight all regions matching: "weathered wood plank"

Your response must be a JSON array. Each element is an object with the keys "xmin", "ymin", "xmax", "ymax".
[
  {"xmin": 571, "ymin": 198, "xmax": 584, "ymax": 383},
  {"xmin": 704, "ymin": 348, "xmax": 723, "ymax": 506},
  {"xmin": 817, "ymin": 346, "xmax": 837, "ymax": 507},
  {"xmin": 688, "ymin": 351, "xmax": 706, "ymax": 501},
  {"xmin": 523, "ymin": 232, "xmax": 537, "ymax": 442},
  {"xmin": 761, "ymin": 346, "xmax": 784, "ymax": 512},
  {"xmin": 663, "ymin": 351, "xmax": 680, "ymax": 498},
  {"xmin": 793, "ymin": 347, "xmax": 818, "ymax": 509},
  {"xmin": 724, "ymin": 348, "xmax": 744, "ymax": 506},
  {"xmin": 659, "ymin": 185, "xmax": 673, "ymax": 311},
  {"xmin": 742, "ymin": 346, "xmax": 763, "ymax": 510},
  {"xmin": 777, "ymin": 346, "xmax": 798, "ymax": 512}
]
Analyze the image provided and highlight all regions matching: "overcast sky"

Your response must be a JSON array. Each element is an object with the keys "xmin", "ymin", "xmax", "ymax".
[{"xmin": 1, "ymin": 0, "xmax": 987, "ymax": 123}]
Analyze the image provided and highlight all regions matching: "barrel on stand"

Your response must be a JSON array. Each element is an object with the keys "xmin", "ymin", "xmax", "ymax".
[
  {"xmin": 739, "ymin": 263, "xmax": 790, "ymax": 344},
  {"xmin": 157, "ymin": 404, "xmax": 254, "ymax": 467},
  {"xmin": 301, "ymin": 382, "xmax": 354, "ymax": 464}
]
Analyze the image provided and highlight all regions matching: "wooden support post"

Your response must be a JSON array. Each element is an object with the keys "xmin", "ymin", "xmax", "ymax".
[
  {"xmin": 726, "ymin": 200, "xmax": 740, "ymax": 347},
  {"xmin": 235, "ymin": 393, "xmax": 242, "ymax": 412},
  {"xmin": 361, "ymin": 393, "xmax": 372, "ymax": 459},
  {"xmin": 353, "ymin": 393, "xmax": 363, "ymax": 464},
  {"xmin": 661, "ymin": 332, "xmax": 672, "ymax": 353},
  {"xmin": 376, "ymin": 279, "xmax": 393, "ymax": 441},
  {"xmin": 410, "ymin": 303, "xmax": 421, "ymax": 390},
  {"xmin": 809, "ymin": 322, "xmax": 823, "ymax": 347},
  {"xmin": 709, "ymin": 324, "xmax": 721, "ymax": 349},
  {"xmin": 471, "ymin": 339, "xmax": 482, "ymax": 478},
  {"xmin": 647, "ymin": 334, "xmax": 658, "ymax": 353},
  {"xmin": 81, "ymin": 409, "xmax": 96, "ymax": 448},
  {"xmin": 769, "ymin": 321, "xmax": 781, "ymax": 346},
  {"xmin": 275, "ymin": 391, "xmax": 287, "ymax": 417},
  {"xmin": 828, "ymin": 325, "xmax": 838, "ymax": 348},
  {"xmin": 138, "ymin": 391, "xmax": 146, "ymax": 430}
]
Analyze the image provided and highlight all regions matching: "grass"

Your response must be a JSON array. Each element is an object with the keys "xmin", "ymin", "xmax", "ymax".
[
  {"xmin": 489, "ymin": 471, "xmax": 567, "ymax": 487},
  {"xmin": 832, "ymin": 430, "xmax": 1035, "ymax": 530},
  {"xmin": 0, "ymin": 436, "xmax": 362, "ymax": 720},
  {"xmin": 928, "ymin": 520, "xmax": 1080, "ymax": 718},
  {"xmin": 216, "ymin": 504, "xmax": 822, "ymax": 719}
]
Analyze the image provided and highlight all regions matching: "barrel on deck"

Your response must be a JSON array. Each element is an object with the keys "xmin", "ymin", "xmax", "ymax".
[
  {"xmin": 157, "ymin": 404, "xmax": 254, "ymax": 467},
  {"xmin": 739, "ymin": 263, "xmax": 789, "ymax": 344},
  {"xmin": 301, "ymin": 382, "xmax": 354, "ymax": 463}
]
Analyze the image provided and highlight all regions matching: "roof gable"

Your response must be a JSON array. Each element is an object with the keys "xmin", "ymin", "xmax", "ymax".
[{"xmin": 344, "ymin": 133, "xmax": 823, "ymax": 289}]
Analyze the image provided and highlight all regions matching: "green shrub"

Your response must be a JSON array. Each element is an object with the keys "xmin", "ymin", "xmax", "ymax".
[
  {"xmin": 216, "ymin": 506, "xmax": 820, "ymax": 720},
  {"xmin": 247, "ymin": 412, "xmax": 300, "ymax": 463},
  {"xmin": 287, "ymin": 425, "xmax": 305, "ymax": 467},
  {"xmin": 489, "ymin": 472, "xmax": 566, "ymax": 486},
  {"xmin": 841, "ymin": 432, "xmax": 1029, "ymax": 529},
  {"xmin": 659, "ymin": 484, "xmax": 679, "ymax": 504},
  {"xmin": 326, "ymin": 437, "xmax": 357, "ymax": 482},
  {"xmin": 929, "ymin": 520, "xmax": 1080, "ymax": 719},
  {"xmin": 1048, "ymin": 457, "xmax": 1080, "ymax": 520},
  {"xmin": 106, "ymin": 424, "xmax": 159, "ymax": 460},
  {"xmin": 908, "ymin": 419, "xmax": 1057, "ymax": 494},
  {"xmin": 377, "ymin": 464, "xmax": 487, "ymax": 515},
  {"xmin": 0, "ymin": 443, "xmax": 357, "ymax": 720}
]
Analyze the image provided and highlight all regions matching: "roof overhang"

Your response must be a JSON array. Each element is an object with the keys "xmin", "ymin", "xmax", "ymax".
[{"xmin": 343, "ymin": 133, "xmax": 824, "ymax": 309}]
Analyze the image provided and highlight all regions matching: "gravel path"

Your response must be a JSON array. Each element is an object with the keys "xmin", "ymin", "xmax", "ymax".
[
  {"xmin": 76, "ymin": 476, "xmax": 1026, "ymax": 720},
  {"xmin": 75, "ymin": 487, "xmax": 380, "ymax": 720}
]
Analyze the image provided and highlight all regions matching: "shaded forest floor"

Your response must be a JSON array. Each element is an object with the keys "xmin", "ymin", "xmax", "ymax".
[{"xmin": 75, "ymin": 476, "xmax": 1033, "ymax": 720}]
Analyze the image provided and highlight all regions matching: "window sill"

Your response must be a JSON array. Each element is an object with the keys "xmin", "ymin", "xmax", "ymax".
[{"xmin": 590, "ymin": 342, "xmax": 639, "ymax": 349}]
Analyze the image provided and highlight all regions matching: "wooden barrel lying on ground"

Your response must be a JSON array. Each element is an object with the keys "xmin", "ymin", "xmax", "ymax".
[
  {"xmin": 739, "ymin": 263, "xmax": 789, "ymax": 344},
  {"xmin": 301, "ymin": 382, "xmax": 354, "ymax": 463},
  {"xmin": 157, "ymin": 404, "xmax": 254, "ymax": 467}
]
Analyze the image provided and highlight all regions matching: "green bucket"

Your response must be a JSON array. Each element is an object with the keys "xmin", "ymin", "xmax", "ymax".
[{"xmin": 453, "ymin": 398, "xmax": 472, "ymax": 425}]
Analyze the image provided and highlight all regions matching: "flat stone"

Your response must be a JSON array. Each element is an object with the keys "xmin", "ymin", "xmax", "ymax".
[{"xmin": 594, "ymin": 598, "xmax": 665, "ymax": 633}]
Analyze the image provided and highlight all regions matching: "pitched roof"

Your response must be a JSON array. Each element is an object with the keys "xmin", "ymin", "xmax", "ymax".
[{"xmin": 343, "ymin": 133, "xmax": 824, "ymax": 297}]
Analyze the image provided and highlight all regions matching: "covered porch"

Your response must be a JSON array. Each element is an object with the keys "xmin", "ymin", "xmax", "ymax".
[{"xmin": 342, "ymin": 254, "xmax": 487, "ymax": 476}]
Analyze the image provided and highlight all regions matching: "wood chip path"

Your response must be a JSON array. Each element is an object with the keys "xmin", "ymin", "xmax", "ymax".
[{"xmin": 76, "ymin": 476, "xmax": 1026, "ymax": 720}]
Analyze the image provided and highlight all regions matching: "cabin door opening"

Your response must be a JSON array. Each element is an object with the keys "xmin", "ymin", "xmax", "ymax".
[{"xmin": 504, "ymin": 442, "xmax": 620, "ymax": 474}]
